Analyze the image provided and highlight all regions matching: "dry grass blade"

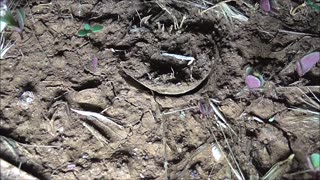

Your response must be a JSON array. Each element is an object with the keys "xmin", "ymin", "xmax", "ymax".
[
  {"xmin": 308, "ymin": 87, "xmax": 320, "ymax": 103},
  {"xmin": 8, "ymin": 0, "xmax": 22, "ymax": 9},
  {"xmin": 162, "ymin": 105, "xmax": 197, "ymax": 115},
  {"xmin": 155, "ymin": 0, "xmax": 179, "ymax": 30},
  {"xmin": 262, "ymin": 154, "xmax": 295, "ymax": 180},
  {"xmin": 220, "ymin": 2, "xmax": 248, "ymax": 22},
  {"xmin": 201, "ymin": 0, "xmax": 233, "ymax": 14},
  {"xmin": 296, "ymin": 87, "xmax": 320, "ymax": 110},
  {"xmin": 70, "ymin": 108, "xmax": 123, "ymax": 129},
  {"xmin": 201, "ymin": 0, "xmax": 248, "ymax": 24},
  {"xmin": 287, "ymin": 87, "xmax": 320, "ymax": 123},
  {"xmin": 209, "ymin": 99, "xmax": 236, "ymax": 135},
  {"xmin": 171, "ymin": 0, "xmax": 208, "ymax": 10},
  {"xmin": 208, "ymin": 127, "xmax": 244, "ymax": 180},
  {"xmin": 203, "ymin": 100, "xmax": 244, "ymax": 180},
  {"xmin": 81, "ymin": 121, "xmax": 109, "ymax": 146},
  {"xmin": 217, "ymin": 124, "xmax": 245, "ymax": 180},
  {"xmin": 200, "ymin": 99, "xmax": 245, "ymax": 180}
]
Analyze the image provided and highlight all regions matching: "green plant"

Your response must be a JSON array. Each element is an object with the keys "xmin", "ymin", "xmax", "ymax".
[
  {"xmin": 306, "ymin": 0, "xmax": 320, "ymax": 12},
  {"xmin": 310, "ymin": 153, "xmax": 320, "ymax": 170},
  {"xmin": 0, "ymin": 32, "xmax": 15, "ymax": 59},
  {"xmin": 77, "ymin": 23, "xmax": 103, "ymax": 37},
  {"xmin": 290, "ymin": 0, "xmax": 320, "ymax": 15},
  {"xmin": 0, "ymin": 8, "xmax": 25, "ymax": 37},
  {"xmin": 245, "ymin": 67, "xmax": 265, "ymax": 90}
]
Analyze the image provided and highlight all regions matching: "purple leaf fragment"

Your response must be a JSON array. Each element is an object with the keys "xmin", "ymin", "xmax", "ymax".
[
  {"xmin": 245, "ymin": 75, "xmax": 262, "ymax": 89},
  {"xmin": 296, "ymin": 51, "xmax": 320, "ymax": 77},
  {"xmin": 260, "ymin": 0, "xmax": 271, "ymax": 12},
  {"xmin": 92, "ymin": 56, "xmax": 98, "ymax": 72},
  {"xmin": 198, "ymin": 101, "xmax": 213, "ymax": 117}
]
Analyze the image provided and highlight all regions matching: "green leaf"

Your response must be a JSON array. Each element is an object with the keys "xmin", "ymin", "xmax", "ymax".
[
  {"xmin": 91, "ymin": 25, "xmax": 103, "ymax": 33},
  {"xmin": 0, "ymin": 10, "xmax": 18, "ymax": 28},
  {"xmin": 306, "ymin": 0, "xmax": 320, "ymax": 12},
  {"xmin": 77, "ymin": 29, "xmax": 91, "ymax": 37},
  {"xmin": 252, "ymin": 71, "xmax": 261, "ymax": 77},
  {"xmin": 17, "ymin": 8, "xmax": 26, "ymax": 30},
  {"xmin": 84, "ymin": 24, "xmax": 91, "ymax": 30},
  {"xmin": 311, "ymin": 153, "xmax": 320, "ymax": 169},
  {"xmin": 257, "ymin": 75, "xmax": 265, "ymax": 87},
  {"xmin": 245, "ymin": 67, "xmax": 253, "ymax": 76}
]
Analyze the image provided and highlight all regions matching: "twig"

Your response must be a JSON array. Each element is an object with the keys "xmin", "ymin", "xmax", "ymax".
[{"xmin": 278, "ymin": 29, "xmax": 319, "ymax": 37}]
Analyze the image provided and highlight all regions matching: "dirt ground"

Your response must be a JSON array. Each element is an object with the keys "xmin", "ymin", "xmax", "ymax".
[{"xmin": 0, "ymin": 0, "xmax": 319, "ymax": 179}]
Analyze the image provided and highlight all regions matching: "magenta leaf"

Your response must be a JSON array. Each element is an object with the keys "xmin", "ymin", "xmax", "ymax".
[
  {"xmin": 260, "ymin": 0, "xmax": 271, "ymax": 12},
  {"xmin": 296, "ymin": 51, "xmax": 320, "ymax": 77},
  {"xmin": 245, "ymin": 75, "xmax": 262, "ymax": 89}
]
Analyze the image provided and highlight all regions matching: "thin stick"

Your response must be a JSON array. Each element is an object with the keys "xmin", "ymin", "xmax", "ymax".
[
  {"xmin": 296, "ymin": 87, "xmax": 320, "ymax": 110},
  {"xmin": 161, "ymin": 117, "xmax": 168, "ymax": 180},
  {"xmin": 208, "ymin": 127, "xmax": 243, "ymax": 180},
  {"xmin": 307, "ymin": 87, "xmax": 320, "ymax": 103},
  {"xmin": 209, "ymin": 100, "xmax": 236, "ymax": 135},
  {"xmin": 288, "ymin": 107, "xmax": 320, "ymax": 116},
  {"xmin": 162, "ymin": 106, "xmax": 197, "ymax": 115},
  {"xmin": 278, "ymin": 29, "xmax": 318, "ymax": 37},
  {"xmin": 81, "ymin": 121, "xmax": 109, "ymax": 146},
  {"xmin": 17, "ymin": 143, "xmax": 60, "ymax": 148},
  {"xmin": 135, "ymin": 9, "xmax": 142, "ymax": 27}
]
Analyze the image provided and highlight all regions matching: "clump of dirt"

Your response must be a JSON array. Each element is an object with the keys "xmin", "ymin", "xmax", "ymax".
[{"xmin": 0, "ymin": 0, "xmax": 319, "ymax": 179}]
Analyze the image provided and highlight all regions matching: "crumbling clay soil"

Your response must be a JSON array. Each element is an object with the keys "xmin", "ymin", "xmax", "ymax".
[{"xmin": 0, "ymin": 0, "xmax": 319, "ymax": 179}]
